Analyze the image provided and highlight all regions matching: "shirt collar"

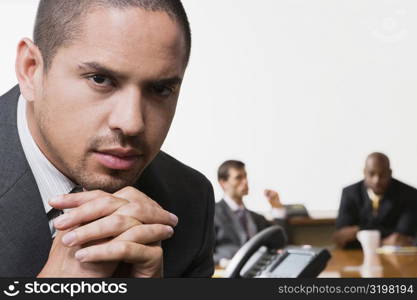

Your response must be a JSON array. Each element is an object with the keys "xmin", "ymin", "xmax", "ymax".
[
  {"xmin": 17, "ymin": 95, "xmax": 76, "ymax": 215},
  {"xmin": 223, "ymin": 194, "xmax": 245, "ymax": 212},
  {"xmin": 367, "ymin": 188, "xmax": 382, "ymax": 201}
]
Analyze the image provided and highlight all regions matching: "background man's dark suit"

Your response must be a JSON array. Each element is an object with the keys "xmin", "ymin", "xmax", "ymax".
[
  {"xmin": 336, "ymin": 179, "xmax": 417, "ymax": 247},
  {"xmin": 213, "ymin": 199, "xmax": 286, "ymax": 264},
  {"xmin": 0, "ymin": 86, "xmax": 215, "ymax": 277}
]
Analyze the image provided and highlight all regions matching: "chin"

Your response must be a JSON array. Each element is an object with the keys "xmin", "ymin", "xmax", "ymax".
[
  {"xmin": 77, "ymin": 170, "xmax": 141, "ymax": 193},
  {"xmin": 375, "ymin": 189, "xmax": 385, "ymax": 195}
]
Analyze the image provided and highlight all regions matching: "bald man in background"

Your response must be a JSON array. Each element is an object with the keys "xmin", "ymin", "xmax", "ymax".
[{"xmin": 334, "ymin": 153, "xmax": 417, "ymax": 248}]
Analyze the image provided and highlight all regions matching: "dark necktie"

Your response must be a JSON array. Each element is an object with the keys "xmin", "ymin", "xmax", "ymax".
[
  {"xmin": 47, "ymin": 186, "xmax": 83, "ymax": 221},
  {"xmin": 236, "ymin": 209, "xmax": 250, "ymax": 242}
]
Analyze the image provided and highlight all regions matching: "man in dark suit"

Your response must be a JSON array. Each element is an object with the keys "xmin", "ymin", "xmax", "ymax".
[
  {"xmin": 334, "ymin": 152, "xmax": 417, "ymax": 248},
  {"xmin": 213, "ymin": 160, "xmax": 287, "ymax": 265},
  {"xmin": 0, "ymin": 0, "xmax": 214, "ymax": 277}
]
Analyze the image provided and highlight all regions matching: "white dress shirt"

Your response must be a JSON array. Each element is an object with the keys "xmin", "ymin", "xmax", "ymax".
[
  {"xmin": 223, "ymin": 194, "xmax": 245, "ymax": 212},
  {"xmin": 17, "ymin": 95, "xmax": 76, "ymax": 236},
  {"xmin": 223, "ymin": 194, "xmax": 287, "ymax": 219}
]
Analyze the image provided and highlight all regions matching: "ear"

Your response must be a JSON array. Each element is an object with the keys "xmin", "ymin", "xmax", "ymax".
[
  {"xmin": 218, "ymin": 179, "xmax": 226, "ymax": 191},
  {"xmin": 15, "ymin": 38, "xmax": 44, "ymax": 102}
]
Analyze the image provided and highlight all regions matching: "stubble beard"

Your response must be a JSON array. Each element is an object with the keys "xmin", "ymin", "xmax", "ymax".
[{"xmin": 36, "ymin": 110, "xmax": 145, "ymax": 194}]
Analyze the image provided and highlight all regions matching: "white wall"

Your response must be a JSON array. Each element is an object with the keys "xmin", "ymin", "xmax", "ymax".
[{"xmin": 1, "ymin": 0, "xmax": 417, "ymax": 213}]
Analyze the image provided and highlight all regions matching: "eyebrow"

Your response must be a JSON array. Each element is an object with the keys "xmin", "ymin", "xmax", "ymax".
[
  {"xmin": 154, "ymin": 77, "xmax": 183, "ymax": 86},
  {"xmin": 78, "ymin": 62, "xmax": 183, "ymax": 85},
  {"xmin": 78, "ymin": 62, "xmax": 128, "ymax": 80}
]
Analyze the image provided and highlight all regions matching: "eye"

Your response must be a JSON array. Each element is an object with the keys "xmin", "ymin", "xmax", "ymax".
[
  {"xmin": 88, "ymin": 74, "xmax": 114, "ymax": 87},
  {"xmin": 151, "ymin": 83, "xmax": 176, "ymax": 98}
]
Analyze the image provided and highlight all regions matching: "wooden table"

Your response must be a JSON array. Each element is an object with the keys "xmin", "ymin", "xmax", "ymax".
[{"xmin": 320, "ymin": 249, "xmax": 417, "ymax": 278}]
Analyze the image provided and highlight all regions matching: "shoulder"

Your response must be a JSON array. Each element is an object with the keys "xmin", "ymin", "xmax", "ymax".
[
  {"xmin": 391, "ymin": 178, "xmax": 417, "ymax": 196},
  {"xmin": 0, "ymin": 85, "xmax": 20, "ymax": 123},
  {"xmin": 215, "ymin": 199, "xmax": 227, "ymax": 210},
  {"xmin": 214, "ymin": 200, "xmax": 230, "ymax": 220},
  {"xmin": 149, "ymin": 151, "xmax": 212, "ymax": 189},
  {"xmin": 342, "ymin": 180, "xmax": 364, "ymax": 196},
  {"xmin": 136, "ymin": 151, "xmax": 213, "ymax": 204},
  {"xmin": 214, "ymin": 199, "xmax": 232, "ymax": 219}
]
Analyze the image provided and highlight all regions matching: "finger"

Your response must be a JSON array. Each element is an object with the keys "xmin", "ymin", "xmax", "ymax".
[
  {"xmin": 49, "ymin": 190, "xmax": 114, "ymax": 209},
  {"xmin": 53, "ymin": 195, "xmax": 128, "ymax": 230},
  {"xmin": 112, "ymin": 186, "xmax": 179, "ymax": 226},
  {"xmin": 115, "ymin": 202, "xmax": 178, "ymax": 227},
  {"xmin": 61, "ymin": 215, "xmax": 141, "ymax": 247},
  {"xmin": 114, "ymin": 186, "xmax": 162, "ymax": 209},
  {"xmin": 115, "ymin": 224, "xmax": 174, "ymax": 244},
  {"xmin": 51, "ymin": 187, "xmax": 178, "ymax": 227},
  {"xmin": 74, "ymin": 240, "xmax": 163, "ymax": 264}
]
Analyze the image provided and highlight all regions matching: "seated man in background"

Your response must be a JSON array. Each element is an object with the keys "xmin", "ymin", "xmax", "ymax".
[
  {"xmin": 334, "ymin": 152, "xmax": 417, "ymax": 248},
  {"xmin": 214, "ymin": 160, "xmax": 287, "ymax": 266}
]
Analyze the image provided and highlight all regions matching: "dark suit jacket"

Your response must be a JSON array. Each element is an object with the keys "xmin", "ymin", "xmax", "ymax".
[
  {"xmin": 213, "ymin": 199, "xmax": 286, "ymax": 264},
  {"xmin": 336, "ymin": 179, "xmax": 417, "ymax": 247},
  {"xmin": 0, "ymin": 85, "xmax": 215, "ymax": 277}
]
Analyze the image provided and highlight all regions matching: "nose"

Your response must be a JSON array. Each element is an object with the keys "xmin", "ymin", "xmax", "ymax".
[
  {"xmin": 242, "ymin": 178, "xmax": 248, "ymax": 187},
  {"xmin": 107, "ymin": 87, "xmax": 145, "ymax": 136}
]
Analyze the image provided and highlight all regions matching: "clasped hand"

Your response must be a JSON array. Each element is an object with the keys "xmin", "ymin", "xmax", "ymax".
[{"xmin": 37, "ymin": 186, "xmax": 177, "ymax": 278}]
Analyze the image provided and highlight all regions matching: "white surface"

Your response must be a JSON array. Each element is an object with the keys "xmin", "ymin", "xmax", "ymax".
[{"xmin": 1, "ymin": 0, "xmax": 417, "ymax": 212}]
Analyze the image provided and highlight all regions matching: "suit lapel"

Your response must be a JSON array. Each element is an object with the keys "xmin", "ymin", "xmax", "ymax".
[
  {"xmin": 377, "ymin": 181, "xmax": 396, "ymax": 222},
  {"xmin": 0, "ymin": 171, "xmax": 52, "ymax": 276},
  {"xmin": 360, "ymin": 182, "xmax": 375, "ymax": 225},
  {"xmin": 0, "ymin": 86, "xmax": 51, "ymax": 276},
  {"xmin": 219, "ymin": 200, "xmax": 247, "ymax": 245}
]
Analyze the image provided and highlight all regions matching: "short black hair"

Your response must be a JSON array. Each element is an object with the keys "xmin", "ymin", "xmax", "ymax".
[
  {"xmin": 218, "ymin": 160, "xmax": 245, "ymax": 181},
  {"xmin": 33, "ymin": 0, "xmax": 191, "ymax": 71}
]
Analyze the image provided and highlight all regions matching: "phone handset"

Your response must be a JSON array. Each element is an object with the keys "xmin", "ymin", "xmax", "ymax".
[{"xmin": 224, "ymin": 225, "xmax": 287, "ymax": 278}]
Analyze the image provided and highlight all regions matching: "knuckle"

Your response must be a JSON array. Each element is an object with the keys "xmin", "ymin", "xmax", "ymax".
[
  {"xmin": 131, "ymin": 225, "xmax": 144, "ymax": 239},
  {"xmin": 146, "ymin": 197, "xmax": 160, "ymax": 208},
  {"xmin": 125, "ymin": 215, "xmax": 140, "ymax": 227},
  {"xmin": 72, "ymin": 197, "xmax": 83, "ymax": 207},
  {"xmin": 110, "ymin": 214, "xmax": 126, "ymax": 228},
  {"xmin": 95, "ymin": 201, "xmax": 110, "ymax": 216},
  {"xmin": 115, "ymin": 242, "xmax": 131, "ymax": 257},
  {"xmin": 121, "ymin": 186, "xmax": 137, "ymax": 194},
  {"xmin": 148, "ymin": 225, "xmax": 160, "ymax": 236},
  {"xmin": 102, "ymin": 195, "xmax": 125, "ymax": 211},
  {"xmin": 129, "ymin": 206, "xmax": 142, "ymax": 219},
  {"xmin": 91, "ymin": 190, "xmax": 107, "ymax": 198},
  {"xmin": 101, "ymin": 195, "xmax": 115, "ymax": 205},
  {"xmin": 129, "ymin": 202, "xmax": 143, "ymax": 214}
]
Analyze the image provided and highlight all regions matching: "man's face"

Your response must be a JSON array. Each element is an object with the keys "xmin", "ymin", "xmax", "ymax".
[
  {"xmin": 220, "ymin": 167, "xmax": 249, "ymax": 199},
  {"xmin": 364, "ymin": 158, "xmax": 392, "ymax": 195},
  {"xmin": 29, "ymin": 7, "xmax": 187, "ymax": 192}
]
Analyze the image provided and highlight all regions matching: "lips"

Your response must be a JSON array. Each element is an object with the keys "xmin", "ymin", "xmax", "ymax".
[{"xmin": 94, "ymin": 148, "xmax": 141, "ymax": 170}]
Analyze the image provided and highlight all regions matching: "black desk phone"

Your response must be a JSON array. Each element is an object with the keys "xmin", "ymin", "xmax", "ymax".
[{"xmin": 224, "ymin": 225, "xmax": 331, "ymax": 278}]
